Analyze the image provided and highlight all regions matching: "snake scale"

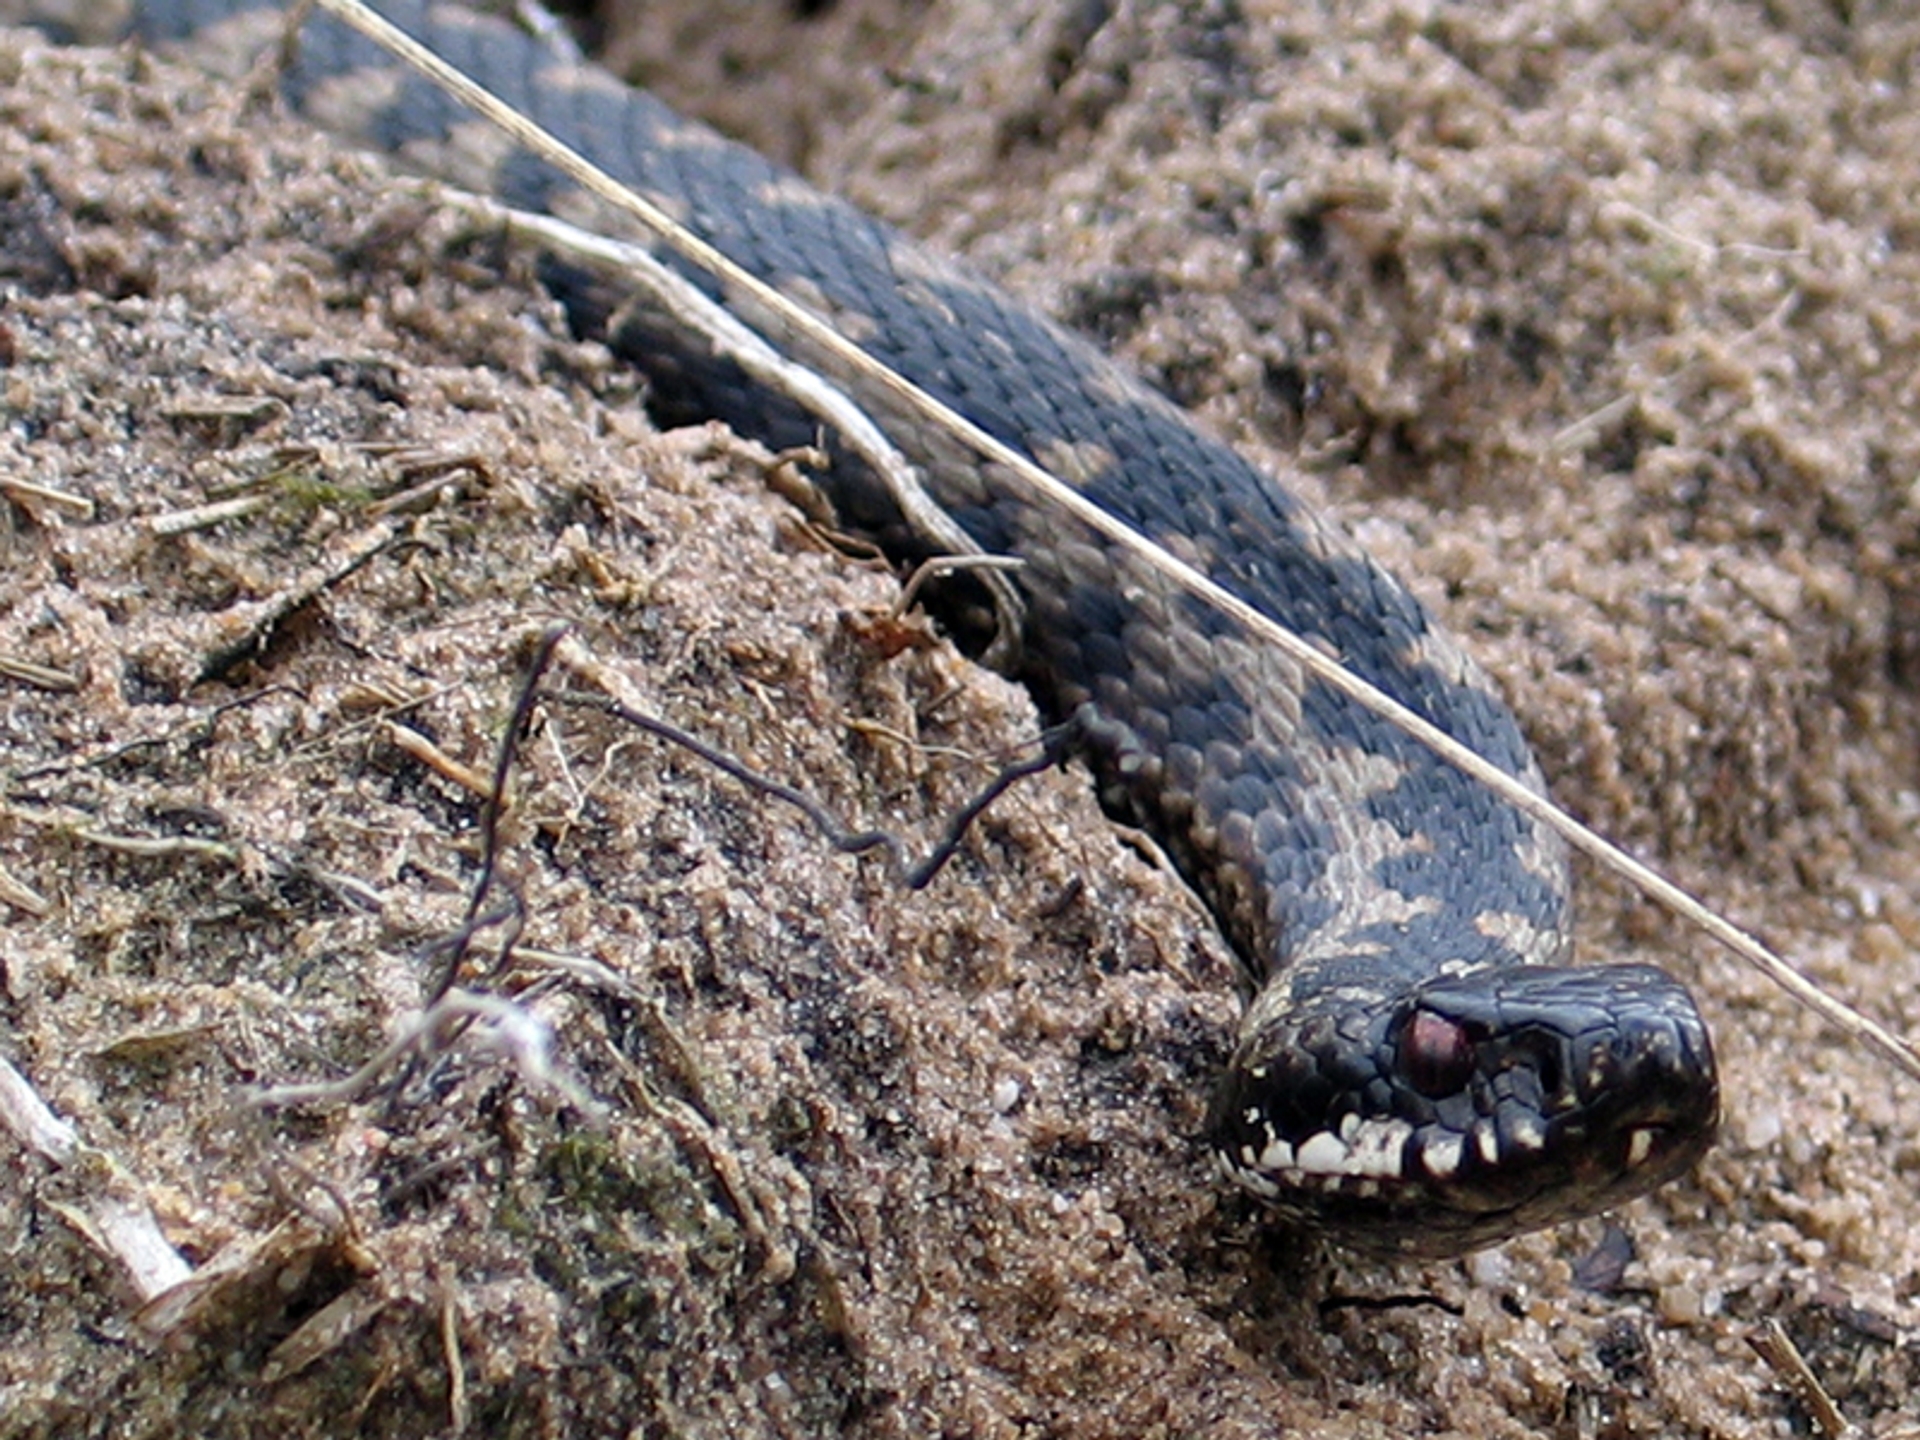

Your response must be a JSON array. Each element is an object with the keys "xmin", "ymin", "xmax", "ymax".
[{"xmin": 36, "ymin": 0, "xmax": 1719, "ymax": 1256}]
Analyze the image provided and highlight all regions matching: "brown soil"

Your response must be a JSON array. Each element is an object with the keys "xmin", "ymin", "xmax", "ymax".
[{"xmin": 4, "ymin": 2, "xmax": 1920, "ymax": 1436}]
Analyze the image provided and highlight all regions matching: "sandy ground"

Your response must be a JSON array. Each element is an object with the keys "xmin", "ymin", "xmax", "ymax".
[{"xmin": 3, "ymin": 1, "xmax": 1920, "ymax": 1435}]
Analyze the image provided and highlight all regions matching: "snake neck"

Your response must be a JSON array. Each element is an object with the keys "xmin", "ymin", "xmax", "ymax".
[{"xmin": 1002, "ymin": 495, "xmax": 1574, "ymax": 998}]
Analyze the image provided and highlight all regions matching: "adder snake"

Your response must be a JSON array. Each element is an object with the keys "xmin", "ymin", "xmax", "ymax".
[{"xmin": 31, "ymin": 0, "xmax": 1720, "ymax": 1256}]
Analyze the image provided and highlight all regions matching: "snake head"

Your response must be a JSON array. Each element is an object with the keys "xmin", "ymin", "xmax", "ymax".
[{"xmin": 1208, "ymin": 963, "xmax": 1719, "ymax": 1256}]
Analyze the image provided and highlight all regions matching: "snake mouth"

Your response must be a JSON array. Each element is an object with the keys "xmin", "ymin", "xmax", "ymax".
[
  {"xmin": 1209, "ymin": 963, "xmax": 1720, "ymax": 1256},
  {"xmin": 1213, "ymin": 1109, "xmax": 1714, "ymax": 1258}
]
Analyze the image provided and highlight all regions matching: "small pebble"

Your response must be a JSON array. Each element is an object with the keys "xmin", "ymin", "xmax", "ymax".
[{"xmin": 1656, "ymin": 1282, "xmax": 1706, "ymax": 1325}]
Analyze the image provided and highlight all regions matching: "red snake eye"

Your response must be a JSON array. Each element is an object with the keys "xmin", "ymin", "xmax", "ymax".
[{"xmin": 1403, "ymin": 1010, "xmax": 1476, "ymax": 1098}]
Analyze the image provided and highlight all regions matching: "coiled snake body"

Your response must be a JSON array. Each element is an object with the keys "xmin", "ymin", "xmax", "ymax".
[{"xmin": 73, "ymin": 0, "xmax": 1717, "ymax": 1256}]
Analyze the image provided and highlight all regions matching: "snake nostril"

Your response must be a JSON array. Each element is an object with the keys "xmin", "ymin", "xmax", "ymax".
[{"xmin": 1536, "ymin": 1047, "xmax": 1562, "ymax": 1098}]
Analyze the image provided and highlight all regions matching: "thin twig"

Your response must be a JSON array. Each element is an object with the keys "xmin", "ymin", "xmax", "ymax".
[
  {"xmin": 1748, "ymin": 1319, "xmax": 1854, "ymax": 1440},
  {"xmin": 418, "ymin": 625, "xmax": 565, "ymax": 1004},
  {"xmin": 0, "ymin": 474, "xmax": 95, "ymax": 518},
  {"xmin": 556, "ymin": 689, "xmax": 1063, "ymax": 890},
  {"xmin": 0, "ymin": 656, "xmax": 82, "ymax": 691},
  {"xmin": 0, "ymin": 1056, "xmax": 193, "ymax": 1303},
  {"xmin": 0, "ymin": 863, "xmax": 51, "ymax": 916},
  {"xmin": 384, "ymin": 723, "xmax": 494, "ymax": 798},
  {"xmin": 250, "ymin": 988, "xmax": 599, "ymax": 1120}
]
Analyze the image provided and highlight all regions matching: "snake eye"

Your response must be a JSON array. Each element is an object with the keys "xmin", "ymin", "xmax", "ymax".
[{"xmin": 1403, "ymin": 1009, "xmax": 1476, "ymax": 1098}]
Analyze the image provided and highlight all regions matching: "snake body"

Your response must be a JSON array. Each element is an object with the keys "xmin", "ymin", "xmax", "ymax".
[{"xmin": 70, "ymin": 0, "xmax": 1716, "ymax": 1255}]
